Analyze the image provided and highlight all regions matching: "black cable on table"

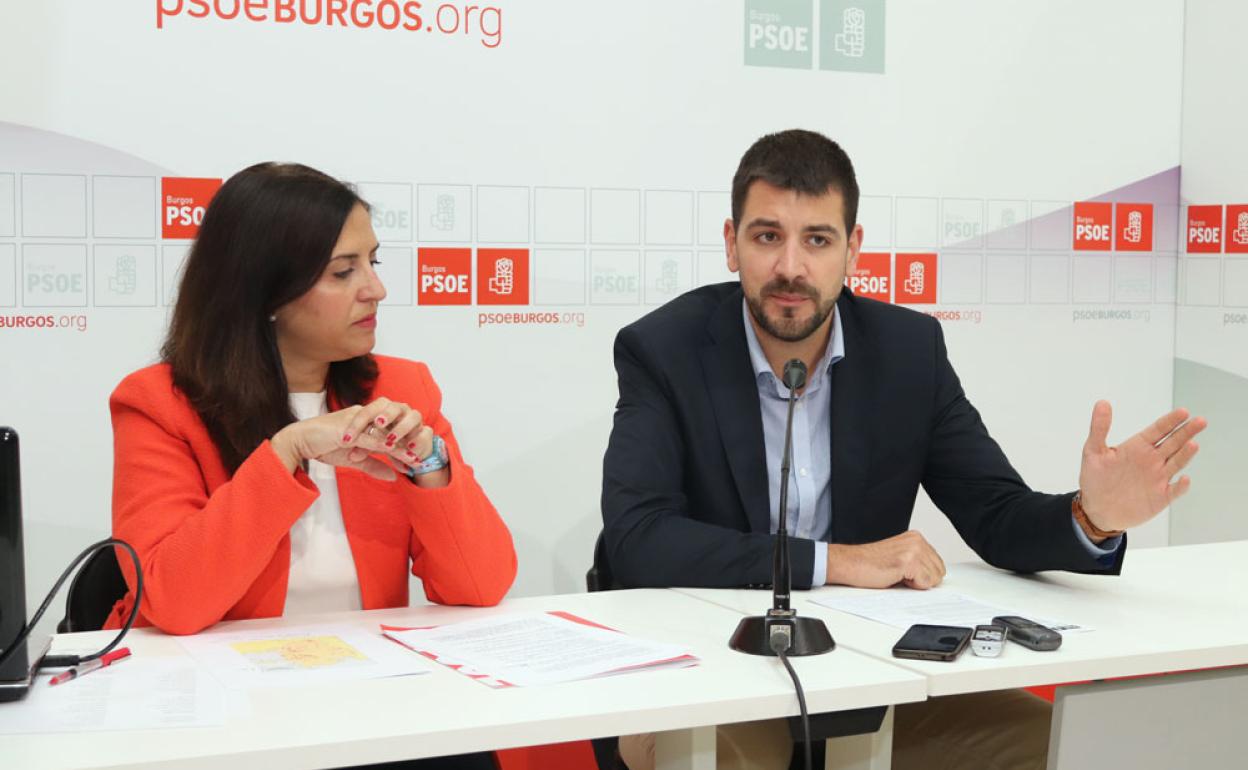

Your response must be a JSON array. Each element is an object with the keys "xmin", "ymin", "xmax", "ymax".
[
  {"xmin": 777, "ymin": 650, "xmax": 812, "ymax": 770},
  {"xmin": 770, "ymin": 627, "xmax": 812, "ymax": 770},
  {"xmin": 0, "ymin": 538, "xmax": 142, "ymax": 671}
]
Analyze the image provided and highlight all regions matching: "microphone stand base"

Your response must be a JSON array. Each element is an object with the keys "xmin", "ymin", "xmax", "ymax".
[{"xmin": 729, "ymin": 613, "xmax": 835, "ymax": 656}]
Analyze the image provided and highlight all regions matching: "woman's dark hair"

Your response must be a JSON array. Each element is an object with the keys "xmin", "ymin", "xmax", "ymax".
[{"xmin": 162, "ymin": 162, "xmax": 378, "ymax": 473}]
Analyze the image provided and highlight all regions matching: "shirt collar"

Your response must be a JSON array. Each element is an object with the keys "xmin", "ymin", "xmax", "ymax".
[{"xmin": 741, "ymin": 297, "xmax": 845, "ymax": 395}]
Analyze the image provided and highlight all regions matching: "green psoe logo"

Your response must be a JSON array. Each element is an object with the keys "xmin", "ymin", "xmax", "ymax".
[
  {"xmin": 744, "ymin": 0, "xmax": 814, "ymax": 70},
  {"xmin": 820, "ymin": 0, "xmax": 885, "ymax": 73},
  {"xmin": 744, "ymin": 0, "xmax": 885, "ymax": 74}
]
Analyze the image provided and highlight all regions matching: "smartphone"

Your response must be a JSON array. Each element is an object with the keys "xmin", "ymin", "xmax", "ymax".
[
  {"xmin": 992, "ymin": 616, "xmax": 1062, "ymax": 651},
  {"xmin": 891, "ymin": 624, "xmax": 973, "ymax": 662}
]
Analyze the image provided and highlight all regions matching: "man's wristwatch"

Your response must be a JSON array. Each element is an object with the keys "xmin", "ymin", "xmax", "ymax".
[
  {"xmin": 1071, "ymin": 490, "xmax": 1124, "ymax": 539},
  {"xmin": 406, "ymin": 435, "xmax": 449, "ymax": 479}
]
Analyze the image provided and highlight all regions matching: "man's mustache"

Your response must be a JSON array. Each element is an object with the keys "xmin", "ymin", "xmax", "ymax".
[{"xmin": 762, "ymin": 280, "xmax": 819, "ymax": 300}]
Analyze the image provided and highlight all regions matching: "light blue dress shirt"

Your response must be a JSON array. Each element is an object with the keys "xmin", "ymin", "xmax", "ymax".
[
  {"xmin": 742, "ymin": 300, "xmax": 843, "ymax": 587},
  {"xmin": 740, "ymin": 299, "xmax": 1121, "ymax": 589}
]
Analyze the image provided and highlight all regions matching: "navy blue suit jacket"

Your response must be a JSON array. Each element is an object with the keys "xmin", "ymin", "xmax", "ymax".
[{"xmin": 600, "ymin": 282, "xmax": 1125, "ymax": 588}]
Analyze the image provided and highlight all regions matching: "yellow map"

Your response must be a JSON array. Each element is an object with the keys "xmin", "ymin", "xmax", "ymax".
[{"xmin": 230, "ymin": 635, "xmax": 369, "ymax": 672}]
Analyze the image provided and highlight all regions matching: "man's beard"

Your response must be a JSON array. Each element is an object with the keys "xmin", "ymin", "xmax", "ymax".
[{"xmin": 745, "ymin": 279, "xmax": 837, "ymax": 342}]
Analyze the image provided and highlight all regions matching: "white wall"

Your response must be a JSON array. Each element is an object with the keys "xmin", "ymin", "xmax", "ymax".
[
  {"xmin": 1170, "ymin": 0, "xmax": 1248, "ymax": 544},
  {"xmin": 0, "ymin": 1, "xmax": 1188, "ymax": 641}
]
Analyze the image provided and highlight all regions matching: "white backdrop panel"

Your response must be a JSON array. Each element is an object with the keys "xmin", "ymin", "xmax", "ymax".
[{"xmin": 0, "ymin": 1, "xmax": 1183, "ymax": 624}]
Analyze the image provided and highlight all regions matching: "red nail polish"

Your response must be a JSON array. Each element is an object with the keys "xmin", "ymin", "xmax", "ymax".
[
  {"xmin": 376, "ymin": 416, "xmax": 386, "ymax": 425},
  {"xmin": 342, "ymin": 433, "xmax": 352, "ymax": 442},
  {"xmin": 408, "ymin": 442, "xmax": 416, "ymax": 450}
]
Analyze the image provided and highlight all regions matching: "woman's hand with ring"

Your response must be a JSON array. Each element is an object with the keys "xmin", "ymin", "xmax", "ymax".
[{"xmin": 343, "ymin": 398, "xmax": 448, "ymax": 486}]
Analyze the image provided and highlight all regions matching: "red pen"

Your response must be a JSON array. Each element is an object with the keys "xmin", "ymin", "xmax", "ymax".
[{"xmin": 48, "ymin": 647, "xmax": 132, "ymax": 686}]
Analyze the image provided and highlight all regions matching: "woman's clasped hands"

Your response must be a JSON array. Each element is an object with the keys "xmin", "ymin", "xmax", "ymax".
[{"xmin": 272, "ymin": 397, "xmax": 443, "ymax": 484}]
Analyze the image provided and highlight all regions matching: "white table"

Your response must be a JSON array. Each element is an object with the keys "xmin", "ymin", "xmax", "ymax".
[
  {"xmin": 678, "ymin": 541, "xmax": 1248, "ymax": 769},
  {"xmin": 0, "ymin": 588, "xmax": 926, "ymax": 770}
]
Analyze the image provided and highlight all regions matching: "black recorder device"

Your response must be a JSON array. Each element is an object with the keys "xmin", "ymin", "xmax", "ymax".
[
  {"xmin": 1, "ymin": 426, "xmax": 42, "ymax": 702},
  {"xmin": 993, "ymin": 615, "xmax": 1063, "ymax": 651}
]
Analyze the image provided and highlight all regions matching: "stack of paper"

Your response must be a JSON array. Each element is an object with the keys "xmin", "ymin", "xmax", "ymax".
[
  {"xmin": 383, "ymin": 611, "xmax": 698, "ymax": 687},
  {"xmin": 0, "ymin": 658, "xmax": 228, "ymax": 734},
  {"xmin": 810, "ymin": 587, "xmax": 1089, "ymax": 632}
]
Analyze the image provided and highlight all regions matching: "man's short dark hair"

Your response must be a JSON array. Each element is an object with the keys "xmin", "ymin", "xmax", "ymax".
[{"xmin": 731, "ymin": 129, "xmax": 860, "ymax": 232}]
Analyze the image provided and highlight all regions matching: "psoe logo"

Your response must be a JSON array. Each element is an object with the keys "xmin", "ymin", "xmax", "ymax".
[
  {"xmin": 744, "ymin": 0, "xmax": 813, "ymax": 70},
  {"xmin": 418, "ymin": 247, "xmax": 471, "ymax": 305},
  {"xmin": 820, "ymin": 0, "xmax": 885, "ymax": 73},
  {"xmin": 894, "ymin": 253, "xmax": 937, "ymax": 305},
  {"xmin": 1073, "ymin": 202, "xmax": 1113, "ymax": 251},
  {"xmin": 1226, "ymin": 205, "xmax": 1248, "ymax": 254},
  {"xmin": 743, "ymin": 0, "xmax": 886, "ymax": 73},
  {"xmin": 161, "ymin": 177, "xmax": 222, "ymax": 239},
  {"xmin": 23, "ymin": 246, "xmax": 87, "ymax": 308},
  {"xmin": 1114, "ymin": 203, "xmax": 1153, "ymax": 252},
  {"xmin": 477, "ymin": 248, "xmax": 529, "ymax": 305},
  {"xmin": 846, "ymin": 251, "xmax": 891, "ymax": 303},
  {"xmin": 1185, "ymin": 205, "xmax": 1223, "ymax": 254}
]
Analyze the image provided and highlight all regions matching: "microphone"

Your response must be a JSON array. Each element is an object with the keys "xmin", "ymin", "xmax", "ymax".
[
  {"xmin": 782, "ymin": 358, "xmax": 807, "ymax": 390},
  {"xmin": 730, "ymin": 360, "xmax": 835, "ymax": 657},
  {"xmin": 772, "ymin": 359, "xmax": 805, "ymax": 614}
]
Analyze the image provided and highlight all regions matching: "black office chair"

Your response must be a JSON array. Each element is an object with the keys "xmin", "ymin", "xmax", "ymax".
[
  {"xmin": 56, "ymin": 545, "xmax": 128, "ymax": 633},
  {"xmin": 585, "ymin": 530, "xmax": 617, "ymax": 593},
  {"xmin": 585, "ymin": 531, "xmax": 628, "ymax": 770}
]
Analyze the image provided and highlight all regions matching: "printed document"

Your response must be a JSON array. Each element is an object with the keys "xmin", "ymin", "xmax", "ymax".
[
  {"xmin": 811, "ymin": 587, "xmax": 1089, "ymax": 632},
  {"xmin": 0, "ymin": 657, "xmax": 227, "ymax": 734},
  {"xmin": 384, "ymin": 611, "xmax": 698, "ymax": 687}
]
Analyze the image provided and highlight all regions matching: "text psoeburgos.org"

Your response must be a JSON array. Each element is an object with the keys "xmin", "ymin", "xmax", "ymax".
[
  {"xmin": 478, "ymin": 311, "xmax": 585, "ymax": 328},
  {"xmin": 156, "ymin": 0, "xmax": 505, "ymax": 48},
  {"xmin": 0, "ymin": 314, "xmax": 89, "ymax": 332}
]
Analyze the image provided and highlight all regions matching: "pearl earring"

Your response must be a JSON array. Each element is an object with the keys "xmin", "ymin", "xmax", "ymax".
[{"xmin": 268, "ymin": 314, "xmax": 276, "ymax": 322}]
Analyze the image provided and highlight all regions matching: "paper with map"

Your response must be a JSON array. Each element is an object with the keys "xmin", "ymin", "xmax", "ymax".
[{"xmin": 179, "ymin": 623, "xmax": 431, "ymax": 688}]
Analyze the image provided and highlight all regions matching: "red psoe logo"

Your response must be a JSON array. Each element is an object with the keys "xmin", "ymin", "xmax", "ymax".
[
  {"xmin": 1225, "ymin": 205, "xmax": 1248, "ymax": 254},
  {"xmin": 894, "ymin": 253, "xmax": 937, "ymax": 305},
  {"xmin": 1185, "ymin": 205, "xmax": 1223, "ymax": 253},
  {"xmin": 161, "ymin": 177, "xmax": 222, "ymax": 239},
  {"xmin": 1114, "ymin": 203, "xmax": 1153, "ymax": 252},
  {"xmin": 1073, "ymin": 202, "xmax": 1113, "ymax": 251},
  {"xmin": 477, "ymin": 249, "xmax": 530, "ymax": 305},
  {"xmin": 846, "ymin": 252, "xmax": 891, "ymax": 303},
  {"xmin": 418, "ymin": 248, "xmax": 472, "ymax": 305}
]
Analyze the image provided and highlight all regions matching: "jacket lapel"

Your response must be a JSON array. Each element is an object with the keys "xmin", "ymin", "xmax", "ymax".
[
  {"xmin": 829, "ymin": 292, "xmax": 872, "ymax": 543},
  {"xmin": 699, "ymin": 288, "xmax": 771, "ymax": 535}
]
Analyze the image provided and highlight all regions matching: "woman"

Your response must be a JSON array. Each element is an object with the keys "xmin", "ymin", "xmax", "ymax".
[{"xmin": 106, "ymin": 162, "xmax": 516, "ymax": 641}]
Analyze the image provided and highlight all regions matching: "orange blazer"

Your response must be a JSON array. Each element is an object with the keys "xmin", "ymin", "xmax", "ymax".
[{"xmin": 106, "ymin": 355, "xmax": 517, "ymax": 634}]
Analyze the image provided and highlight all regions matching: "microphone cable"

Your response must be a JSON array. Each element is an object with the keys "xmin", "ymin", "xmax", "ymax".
[
  {"xmin": 0, "ymin": 538, "xmax": 143, "ymax": 671},
  {"xmin": 770, "ymin": 626, "xmax": 813, "ymax": 770}
]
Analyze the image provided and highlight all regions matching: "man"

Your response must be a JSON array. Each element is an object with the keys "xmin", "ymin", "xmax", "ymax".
[{"xmin": 600, "ymin": 129, "xmax": 1205, "ymax": 770}]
